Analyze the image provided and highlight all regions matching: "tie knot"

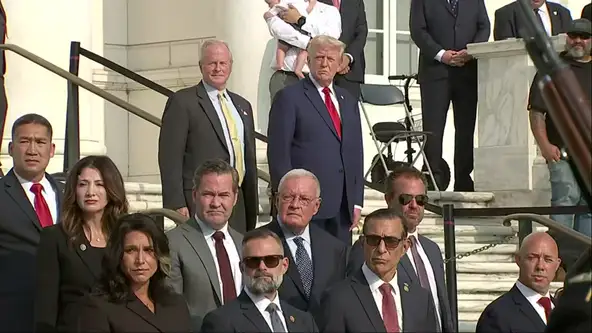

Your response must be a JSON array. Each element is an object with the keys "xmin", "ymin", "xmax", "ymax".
[
  {"xmin": 293, "ymin": 237, "xmax": 305, "ymax": 247},
  {"xmin": 538, "ymin": 296, "xmax": 552, "ymax": 308},
  {"xmin": 266, "ymin": 303, "xmax": 279, "ymax": 313},
  {"xmin": 379, "ymin": 283, "xmax": 393, "ymax": 295},
  {"xmin": 322, "ymin": 87, "xmax": 331, "ymax": 96},
  {"xmin": 213, "ymin": 230, "xmax": 225, "ymax": 242},
  {"xmin": 30, "ymin": 183, "xmax": 44, "ymax": 195},
  {"xmin": 218, "ymin": 91, "xmax": 226, "ymax": 100},
  {"xmin": 409, "ymin": 235, "xmax": 418, "ymax": 244}
]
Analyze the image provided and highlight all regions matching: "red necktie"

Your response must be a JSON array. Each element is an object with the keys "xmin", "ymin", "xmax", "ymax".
[
  {"xmin": 322, "ymin": 87, "xmax": 342, "ymax": 139},
  {"xmin": 379, "ymin": 283, "xmax": 401, "ymax": 333},
  {"xmin": 332, "ymin": 0, "xmax": 341, "ymax": 9},
  {"xmin": 212, "ymin": 231, "xmax": 237, "ymax": 304},
  {"xmin": 30, "ymin": 183, "xmax": 53, "ymax": 228},
  {"xmin": 538, "ymin": 296, "xmax": 553, "ymax": 323}
]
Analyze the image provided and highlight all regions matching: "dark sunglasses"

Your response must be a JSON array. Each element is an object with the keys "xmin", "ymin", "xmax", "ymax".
[
  {"xmin": 242, "ymin": 255, "xmax": 285, "ymax": 269},
  {"xmin": 398, "ymin": 194, "xmax": 428, "ymax": 206},
  {"xmin": 363, "ymin": 235, "xmax": 404, "ymax": 249}
]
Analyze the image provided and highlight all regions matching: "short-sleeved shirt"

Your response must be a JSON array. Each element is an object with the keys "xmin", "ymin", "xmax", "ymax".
[{"xmin": 527, "ymin": 52, "xmax": 592, "ymax": 148}]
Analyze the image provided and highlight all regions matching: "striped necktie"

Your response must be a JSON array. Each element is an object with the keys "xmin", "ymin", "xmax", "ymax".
[{"xmin": 218, "ymin": 92, "xmax": 245, "ymax": 184}]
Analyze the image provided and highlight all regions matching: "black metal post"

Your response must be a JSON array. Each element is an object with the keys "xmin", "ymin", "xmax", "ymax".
[
  {"xmin": 403, "ymin": 77, "xmax": 416, "ymax": 164},
  {"xmin": 64, "ymin": 41, "xmax": 81, "ymax": 174},
  {"xmin": 518, "ymin": 219, "xmax": 533, "ymax": 246},
  {"xmin": 443, "ymin": 203, "xmax": 458, "ymax": 332}
]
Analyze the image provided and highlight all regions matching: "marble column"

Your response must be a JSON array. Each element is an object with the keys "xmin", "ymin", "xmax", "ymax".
[
  {"xmin": 1, "ymin": 0, "xmax": 105, "ymax": 173},
  {"xmin": 467, "ymin": 35, "xmax": 565, "ymax": 201}
]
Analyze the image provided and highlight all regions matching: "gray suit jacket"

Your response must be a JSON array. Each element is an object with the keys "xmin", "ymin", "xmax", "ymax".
[{"xmin": 166, "ymin": 217, "xmax": 243, "ymax": 332}]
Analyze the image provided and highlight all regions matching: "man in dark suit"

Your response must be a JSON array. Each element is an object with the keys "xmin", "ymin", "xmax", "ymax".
[
  {"xmin": 167, "ymin": 159, "xmax": 244, "ymax": 331},
  {"xmin": 494, "ymin": 0, "xmax": 573, "ymax": 40},
  {"xmin": 267, "ymin": 35, "xmax": 364, "ymax": 244},
  {"xmin": 410, "ymin": 0, "xmax": 490, "ymax": 191},
  {"xmin": 158, "ymin": 39, "xmax": 258, "ymax": 234},
  {"xmin": 583, "ymin": 3, "xmax": 592, "ymax": 21},
  {"xmin": 347, "ymin": 165, "xmax": 456, "ymax": 332},
  {"xmin": 476, "ymin": 232, "xmax": 562, "ymax": 332},
  {"xmin": 0, "ymin": 113, "xmax": 63, "ymax": 332},
  {"xmin": 0, "ymin": 0, "xmax": 7, "ymax": 174},
  {"xmin": 201, "ymin": 228, "xmax": 318, "ymax": 332},
  {"xmin": 259, "ymin": 169, "xmax": 347, "ymax": 322},
  {"xmin": 320, "ymin": 0, "xmax": 368, "ymax": 98},
  {"xmin": 320, "ymin": 208, "xmax": 437, "ymax": 332}
]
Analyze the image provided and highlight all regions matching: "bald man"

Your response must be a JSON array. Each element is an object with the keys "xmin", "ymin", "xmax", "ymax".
[{"xmin": 476, "ymin": 232, "xmax": 561, "ymax": 333}]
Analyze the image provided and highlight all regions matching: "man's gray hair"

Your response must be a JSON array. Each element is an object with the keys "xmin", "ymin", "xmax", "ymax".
[
  {"xmin": 306, "ymin": 35, "xmax": 345, "ymax": 57},
  {"xmin": 199, "ymin": 39, "xmax": 233, "ymax": 64},
  {"xmin": 278, "ymin": 169, "xmax": 321, "ymax": 197}
]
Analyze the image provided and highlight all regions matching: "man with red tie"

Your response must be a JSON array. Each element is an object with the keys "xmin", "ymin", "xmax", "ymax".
[
  {"xmin": 319, "ymin": 208, "xmax": 438, "ymax": 332},
  {"xmin": 476, "ymin": 232, "xmax": 561, "ymax": 332},
  {"xmin": 0, "ymin": 113, "xmax": 63, "ymax": 331},
  {"xmin": 267, "ymin": 35, "xmax": 364, "ymax": 245}
]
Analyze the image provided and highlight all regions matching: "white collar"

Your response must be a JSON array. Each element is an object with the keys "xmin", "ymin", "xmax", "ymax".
[
  {"xmin": 244, "ymin": 287, "xmax": 283, "ymax": 314},
  {"xmin": 194, "ymin": 215, "xmax": 230, "ymax": 239},
  {"xmin": 537, "ymin": 3, "xmax": 549, "ymax": 14},
  {"xmin": 515, "ymin": 280, "xmax": 552, "ymax": 301},
  {"xmin": 362, "ymin": 263, "xmax": 399, "ymax": 294},
  {"xmin": 14, "ymin": 170, "xmax": 52, "ymax": 192},
  {"xmin": 309, "ymin": 74, "xmax": 335, "ymax": 95},
  {"xmin": 203, "ymin": 81, "xmax": 229, "ymax": 100},
  {"xmin": 277, "ymin": 216, "xmax": 312, "ymax": 244}
]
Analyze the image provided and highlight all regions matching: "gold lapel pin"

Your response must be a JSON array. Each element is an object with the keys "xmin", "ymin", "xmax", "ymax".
[
  {"xmin": 290, "ymin": 315, "xmax": 295, "ymax": 323},
  {"xmin": 79, "ymin": 244, "xmax": 87, "ymax": 251},
  {"xmin": 403, "ymin": 283, "xmax": 409, "ymax": 292}
]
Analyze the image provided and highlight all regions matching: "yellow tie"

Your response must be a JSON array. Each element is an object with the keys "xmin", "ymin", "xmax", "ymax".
[{"xmin": 218, "ymin": 92, "xmax": 245, "ymax": 185}]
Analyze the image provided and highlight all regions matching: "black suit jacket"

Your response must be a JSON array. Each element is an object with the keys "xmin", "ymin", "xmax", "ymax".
[
  {"xmin": 581, "ymin": 3, "xmax": 591, "ymax": 21},
  {"xmin": 346, "ymin": 236, "xmax": 455, "ymax": 332},
  {"xmin": 259, "ymin": 219, "xmax": 347, "ymax": 321},
  {"xmin": 476, "ymin": 284, "xmax": 554, "ymax": 333},
  {"xmin": 201, "ymin": 291, "xmax": 318, "ymax": 333},
  {"xmin": 76, "ymin": 292, "xmax": 191, "ymax": 332},
  {"xmin": 410, "ymin": 0, "xmax": 490, "ymax": 83},
  {"xmin": 34, "ymin": 225, "xmax": 104, "ymax": 332},
  {"xmin": 158, "ymin": 81, "xmax": 258, "ymax": 232},
  {"xmin": 320, "ymin": 0, "xmax": 368, "ymax": 83},
  {"xmin": 0, "ymin": 170, "xmax": 63, "ymax": 332},
  {"xmin": 319, "ymin": 268, "xmax": 438, "ymax": 332},
  {"xmin": 494, "ymin": 1, "xmax": 573, "ymax": 41}
]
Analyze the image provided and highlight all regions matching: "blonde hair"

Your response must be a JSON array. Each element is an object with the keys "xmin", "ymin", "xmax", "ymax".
[{"xmin": 307, "ymin": 35, "xmax": 345, "ymax": 57}]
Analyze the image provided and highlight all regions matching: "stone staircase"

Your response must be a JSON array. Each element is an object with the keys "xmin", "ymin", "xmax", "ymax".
[{"xmin": 127, "ymin": 181, "xmax": 561, "ymax": 332}]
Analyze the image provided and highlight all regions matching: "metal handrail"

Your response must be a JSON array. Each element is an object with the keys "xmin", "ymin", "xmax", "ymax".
[
  {"xmin": 139, "ymin": 208, "xmax": 189, "ymax": 225},
  {"xmin": 503, "ymin": 213, "xmax": 592, "ymax": 247}
]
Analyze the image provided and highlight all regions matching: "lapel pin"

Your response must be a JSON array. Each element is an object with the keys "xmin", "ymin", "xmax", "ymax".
[
  {"xmin": 553, "ymin": 11, "xmax": 557, "ymax": 15},
  {"xmin": 290, "ymin": 315, "xmax": 295, "ymax": 323},
  {"xmin": 403, "ymin": 283, "xmax": 409, "ymax": 292},
  {"xmin": 79, "ymin": 244, "xmax": 87, "ymax": 251},
  {"xmin": 340, "ymin": 95, "xmax": 344, "ymax": 100}
]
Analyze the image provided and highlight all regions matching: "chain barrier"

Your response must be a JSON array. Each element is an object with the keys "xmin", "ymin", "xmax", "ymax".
[{"xmin": 443, "ymin": 234, "xmax": 517, "ymax": 264}]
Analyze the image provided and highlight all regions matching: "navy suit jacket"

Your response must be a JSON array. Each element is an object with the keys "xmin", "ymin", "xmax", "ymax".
[
  {"xmin": 476, "ymin": 284, "xmax": 553, "ymax": 333},
  {"xmin": 259, "ymin": 219, "xmax": 347, "ymax": 322},
  {"xmin": 493, "ymin": 1, "xmax": 573, "ymax": 41},
  {"xmin": 267, "ymin": 77, "xmax": 364, "ymax": 220}
]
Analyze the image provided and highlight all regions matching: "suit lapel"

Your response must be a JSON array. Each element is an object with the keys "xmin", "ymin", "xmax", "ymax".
[
  {"xmin": 239, "ymin": 292, "xmax": 272, "ymax": 332},
  {"xmin": 439, "ymin": 0, "xmax": 455, "ymax": 17},
  {"xmin": 126, "ymin": 297, "xmax": 164, "ymax": 332},
  {"xmin": 183, "ymin": 218, "xmax": 223, "ymax": 303},
  {"xmin": 510, "ymin": 285, "xmax": 546, "ymax": 331},
  {"xmin": 351, "ymin": 269, "xmax": 387, "ymax": 332},
  {"xmin": 4, "ymin": 170, "xmax": 42, "ymax": 231},
  {"xmin": 398, "ymin": 253, "xmax": 417, "ymax": 284},
  {"xmin": 74, "ymin": 242, "xmax": 103, "ymax": 279},
  {"xmin": 547, "ymin": 3, "xmax": 560, "ymax": 35},
  {"xmin": 196, "ymin": 81, "xmax": 230, "ymax": 153},
  {"xmin": 282, "ymin": 301, "xmax": 305, "ymax": 332},
  {"xmin": 268, "ymin": 220, "xmax": 307, "ymax": 297},
  {"xmin": 310, "ymin": 225, "xmax": 328, "ymax": 297},
  {"xmin": 228, "ymin": 227, "xmax": 243, "ymax": 258},
  {"xmin": 47, "ymin": 174, "xmax": 64, "ymax": 222},
  {"xmin": 303, "ymin": 78, "xmax": 340, "ymax": 140}
]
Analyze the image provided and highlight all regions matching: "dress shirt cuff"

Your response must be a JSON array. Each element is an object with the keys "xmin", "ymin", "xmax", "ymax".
[
  {"xmin": 345, "ymin": 53, "xmax": 354, "ymax": 64},
  {"xmin": 434, "ymin": 49, "xmax": 446, "ymax": 62},
  {"xmin": 354, "ymin": 205, "xmax": 363, "ymax": 211}
]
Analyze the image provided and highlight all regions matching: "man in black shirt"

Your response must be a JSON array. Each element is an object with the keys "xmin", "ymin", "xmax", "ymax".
[{"xmin": 528, "ymin": 19, "xmax": 592, "ymax": 239}]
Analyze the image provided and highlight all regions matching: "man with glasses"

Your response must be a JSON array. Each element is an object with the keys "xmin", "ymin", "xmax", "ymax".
[
  {"xmin": 320, "ymin": 208, "xmax": 437, "ymax": 332},
  {"xmin": 259, "ymin": 169, "xmax": 347, "ymax": 323},
  {"xmin": 347, "ymin": 165, "xmax": 455, "ymax": 332},
  {"xmin": 201, "ymin": 228, "xmax": 318, "ymax": 332},
  {"xmin": 166, "ymin": 159, "xmax": 243, "ymax": 331}
]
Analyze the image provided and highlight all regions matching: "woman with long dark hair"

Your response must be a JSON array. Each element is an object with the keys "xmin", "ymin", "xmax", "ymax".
[
  {"xmin": 34, "ymin": 155, "xmax": 128, "ymax": 332},
  {"xmin": 76, "ymin": 213, "xmax": 190, "ymax": 332}
]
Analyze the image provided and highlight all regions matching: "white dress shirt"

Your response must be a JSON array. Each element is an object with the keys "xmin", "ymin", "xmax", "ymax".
[
  {"xmin": 15, "ymin": 171, "xmax": 58, "ymax": 224},
  {"xmin": 405, "ymin": 231, "xmax": 442, "ymax": 326},
  {"xmin": 244, "ymin": 288, "xmax": 288, "ymax": 331},
  {"xmin": 278, "ymin": 217, "xmax": 313, "ymax": 263},
  {"xmin": 515, "ymin": 280, "xmax": 555, "ymax": 325},
  {"xmin": 362, "ymin": 264, "xmax": 403, "ymax": 331},
  {"xmin": 266, "ymin": 1, "xmax": 341, "ymax": 72},
  {"xmin": 308, "ymin": 74, "xmax": 340, "ymax": 116},
  {"xmin": 195, "ymin": 217, "xmax": 242, "ymax": 299},
  {"xmin": 202, "ymin": 81, "xmax": 246, "ymax": 173},
  {"xmin": 535, "ymin": 5, "xmax": 553, "ymax": 37}
]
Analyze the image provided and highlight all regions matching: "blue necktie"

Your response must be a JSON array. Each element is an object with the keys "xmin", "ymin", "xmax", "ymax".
[{"xmin": 293, "ymin": 237, "xmax": 313, "ymax": 297}]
